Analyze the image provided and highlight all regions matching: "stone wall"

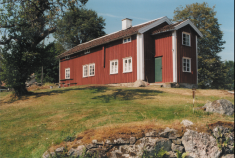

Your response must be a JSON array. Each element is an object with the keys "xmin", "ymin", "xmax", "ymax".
[{"xmin": 43, "ymin": 123, "xmax": 234, "ymax": 158}]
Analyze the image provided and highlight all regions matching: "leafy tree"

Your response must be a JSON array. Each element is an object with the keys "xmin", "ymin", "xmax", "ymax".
[
  {"xmin": 34, "ymin": 42, "xmax": 65, "ymax": 83},
  {"xmin": 0, "ymin": 0, "xmax": 88, "ymax": 96},
  {"xmin": 1, "ymin": 41, "xmax": 42, "ymax": 95},
  {"xmin": 173, "ymin": 2, "xmax": 226, "ymax": 89},
  {"xmin": 54, "ymin": 7, "xmax": 106, "ymax": 49},
  {"xmin": 224, "ymin": 60, "xmax": 234, "ymax": 90}
]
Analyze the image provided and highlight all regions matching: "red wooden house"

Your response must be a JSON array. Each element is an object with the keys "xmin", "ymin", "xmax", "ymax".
[{"xmin": 58, "ymin": 16, "xmax": 202, "ymax": 88}]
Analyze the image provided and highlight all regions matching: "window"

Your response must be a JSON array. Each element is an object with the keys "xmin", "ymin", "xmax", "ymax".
[
  {"xmin": 110, "ymin": 60, "xmax": 118, "ymax": 74},
  {"xmin": 65, "ymin": 68, "xmax": 70, "ymax": 79},
  {"xmin": 182, "ymin": 32, "xmax": 190, "ymax": 46},
  {"xmin": 83, "ymin": 65, "xmax": 88, "ymax": 77},
  {"xmin": 89, "ymin": 64, "xmax": 95, "ymax": 76},
  {"xmin": 123, "ymin": 37, "xmax": 131, "ymax": 43},
  {"xmin": 182, "ymin": 57, "xmax": 191, "ymax": 72},
  {"xmin": 123, "ymin": 57, "xmax": 132, "ymax": 73},
  {"xmin": 84, "ymin": 49, "xmax": 90, "ymax": 54}
]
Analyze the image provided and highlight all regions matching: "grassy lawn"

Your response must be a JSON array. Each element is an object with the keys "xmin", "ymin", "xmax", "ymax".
[{"xmin": 0, "ymin": 85, "xmax": 234, "ymax": 157}]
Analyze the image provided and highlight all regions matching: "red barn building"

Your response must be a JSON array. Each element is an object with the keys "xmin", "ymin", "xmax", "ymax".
[{"xmin": 58, "ymin": 16, "xmax": 202, "ymax": 88}]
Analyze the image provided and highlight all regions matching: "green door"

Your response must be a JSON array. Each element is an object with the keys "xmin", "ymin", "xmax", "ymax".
[{"xmin": 155, "ymin": 57, "xmax": 162, "ymax": 82}]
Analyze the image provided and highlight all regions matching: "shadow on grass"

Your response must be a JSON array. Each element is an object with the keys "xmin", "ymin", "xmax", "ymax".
[
  {"xmin": 2, "ymin": 86, "xmax": 109, "ymax": 104},
  {"xmin": 92, "ymin": 89, "xmax": 163, "ymax": 103}
]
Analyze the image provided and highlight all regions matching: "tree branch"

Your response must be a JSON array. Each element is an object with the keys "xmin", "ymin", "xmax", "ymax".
[{"xmin": 33, "ymin": 27, "xmax": 56, "ymax": 46}]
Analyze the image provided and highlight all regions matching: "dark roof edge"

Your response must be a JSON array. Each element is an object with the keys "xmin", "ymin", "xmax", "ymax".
[{"xmin": 152, "ymin": 29, "xmax": 175, "ymax": 35}]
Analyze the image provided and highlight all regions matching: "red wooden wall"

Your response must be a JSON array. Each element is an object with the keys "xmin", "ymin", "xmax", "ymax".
[
  {"xmin": 154, "ymin": 32, "xmax": 173, "ymax": 83},
  {"xmin": 143, "ymin": 22, "xmax": 169, "ymax": 83},
  {"xmin": 60, "ymin": 35, "xmax": 137, "ymax": 86},
  {"xmin": 176, "ymin": 25, "xmax": 197, "ymax": 84}
]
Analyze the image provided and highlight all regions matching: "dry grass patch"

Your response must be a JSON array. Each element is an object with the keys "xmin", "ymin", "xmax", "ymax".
[
  {"xmin": 48, "ymin": 119, "xmax": 234, "ymax": 153},
  {"xmin": 145, "ymin": 87, "xmax": 234, "ymax": 98}
]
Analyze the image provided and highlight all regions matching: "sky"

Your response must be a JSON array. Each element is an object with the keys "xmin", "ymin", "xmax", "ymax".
[{"xmin": 81, "ymin": 0, "xmax": 234, "ymax": 62}]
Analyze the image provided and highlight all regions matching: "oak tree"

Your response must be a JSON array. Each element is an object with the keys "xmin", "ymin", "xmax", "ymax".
[
  {"xmin": 173, "ymin": 2, "xmax": 226, "ymax": 89},
  {"xmin": 0, "ymin": 0, "xmax": 88, "ymax": 96}
]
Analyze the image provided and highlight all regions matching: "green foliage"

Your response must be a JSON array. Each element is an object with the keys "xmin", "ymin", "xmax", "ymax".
[
  {"xmin": 0, "ymin": 0, "xmax": 88, "ymax": 96},
  {"xmin": 54, "ymin": 7, "xmax": 106, "ymax": 49},
  {"xmin": 224, "ymin": 60, "xmax": 234, "ymax": 90},
  {"xmin": 34, "ymin": 42, "xmax": 64, "ymax": 83},
  {"xmin": 176, "ymin": 150, "xmax": 188, "ymax": 158},
  {"xmin": 173, "ymin": 2, "xmax": 226, "ymax": 89},
  {"xmin": 0, "ymin": 41, "xmax": 42, "ymax": 96},
  {"xmin": 63, "ymin": 135, "xmax": 76, "ymax": 142},
  {"xmin": 142, "ymin": 147, "xmax": 168, "ymax": 158}
]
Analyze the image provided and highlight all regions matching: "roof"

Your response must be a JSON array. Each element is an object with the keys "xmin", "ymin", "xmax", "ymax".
[
  {"xmin": 58, "ymin": 16, "xmax": 171, "ymax": 58},
  {"xmin": 152, "ymin": 20, "xmax": 203, "ymax": 37},
  {"xmin": 58, "ymin": 17, "xmax": 202, "ymax": 59},
  {"xmin": 152, "ymin": 21, "xmax": 184, "ymax": 35}
]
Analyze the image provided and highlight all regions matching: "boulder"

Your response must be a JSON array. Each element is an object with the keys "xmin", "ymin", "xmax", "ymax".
[
  {"xmin": 205, "ymin": 99, "xmax": 234, "ymax": 115},
  {"xmin": 133, "ymin": 80, "xmax": 148, "ymax": 87},
  {"xmin": 171, "ymin": 143, "xmax": 184, "ymax": 153},
  {"xmin": 172, "ymin": 138, "xmax": 182, "ymax": 145},
  {"xmin": 55, "ymin": 146, "xmax": 64, "ymax": 153},
  {"xmin": 182, "ymin": 129, "xmax": 221, "ymax": 158},
  {"xmin": 221, "ymin": 154, "xmax": 235, "ymax": 158},
  {"xmin": 159, "ymin": 127, "xmax": 178, "ymax": 138},
  {"xmin": 68, "ymin": 145, "xmax": 85, "ymax": 157},
  {"xmin": 130, "ymin": 137, "xmax": 136, "ymax": 145},
  {"xmin": 42, "ymin": 151, "xmax": 55, "ymax": 158},
  {"xmin": 181, "ymin": 119, "xmax": 193, "ymax": 127}
]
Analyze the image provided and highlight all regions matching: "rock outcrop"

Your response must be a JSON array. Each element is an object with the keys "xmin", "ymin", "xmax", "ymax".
[
  {"xmin": 133, "ymin": 80, "xmax": 148, "ymax": 87},
  {"xmin": 204, "ymin": 99, "xmax": 234, "ymax": 116},
  {"xmin": 43, "ymin": 125, "xmax": 234, "ymax": 158}
]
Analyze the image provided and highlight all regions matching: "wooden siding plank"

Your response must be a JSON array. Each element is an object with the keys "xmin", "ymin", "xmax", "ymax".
[{"xmin": 60, "ymin": 35, "xmax": 137, "ymax": 86}]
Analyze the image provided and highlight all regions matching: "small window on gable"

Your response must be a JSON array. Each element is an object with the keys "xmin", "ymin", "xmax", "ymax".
[
  {"xmin": 84, "ymin": 49, "xmax": 90, "ymax": 54},
  {"xmin": 123, "ymin": 57, "xmax": 132, "ymax": 73},
  {"xmin": 182, "ymin": 32, "xmax": 190, "ymax": 46},
  {"xmin": 65, "ymin": 68, "xmax": 70, "ymax": 79},
  {"xmin": 182, "ymin": 57, "xmax": 191, "ymax": 72},
  {"xmin": 110, "ymin": 60, "xmax": 118, "ymax": 74},
  {"xmin": 89, "ymin": 63, "xmax": 95, "ymax": 76},
  {"xmin": 123, "ymin": 37, "xmax": 131, "ymax": 43},
  {"xmin": 83, "ymin": 65, "xmax": 88, "ymax": 77}
]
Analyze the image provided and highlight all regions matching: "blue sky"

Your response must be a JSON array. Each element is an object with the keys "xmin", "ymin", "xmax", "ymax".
[{"xmin": 82, "ymin": 0, "xmax": 234, "ymax": 61}]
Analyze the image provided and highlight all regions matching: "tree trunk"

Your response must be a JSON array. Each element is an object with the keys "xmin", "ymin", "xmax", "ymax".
[{"xmin": 13, "ymin": 84, "xmax": 28, "ymax": 97}]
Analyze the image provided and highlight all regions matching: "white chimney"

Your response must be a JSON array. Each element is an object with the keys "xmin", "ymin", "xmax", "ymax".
[{"xmin": 122, "ymin": 18, "xmax": 132, "ymax": 30}]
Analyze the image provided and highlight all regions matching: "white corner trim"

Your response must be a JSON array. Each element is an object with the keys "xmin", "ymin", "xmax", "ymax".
[
  {"xmin": 174, "ymin": 19, "xmax": 203, "ymax": 37},
  {"xmin": 172, "ymin": 31, "xmax": 177, "ymax": 82},
  {"xmin": 59, "ymin": 61, "xmax": 60, "ymax": 82},
  {"xmin": 138, "ymin": 16, "xmax": 172, "ymax": 34},
  {"xmin": 137, "ymin": 33, "xmax": 144, "ymax": 80}
]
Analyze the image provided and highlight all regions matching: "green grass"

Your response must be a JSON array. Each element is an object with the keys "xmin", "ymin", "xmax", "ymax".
[{"xmin": 0, "ymin": 86, "xmax": 234, "ymax": 157}]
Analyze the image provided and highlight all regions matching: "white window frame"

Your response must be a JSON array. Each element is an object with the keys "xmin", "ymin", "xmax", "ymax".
[
  {"xmin": 123, "ymin": 57, "xmax": 132, "ymax": 73},
  {"xmin": 110, "ymin": 60, "xmax": 118, "ymax": 74},
  {"xmin": 182, "ymin": 32, "xmax": 191, "ymax": 46},
  {"xmin": 182, "ymin": 57, "xmax": 191, "ymax": 73},
  {"xmin": 65, "ymin": 68, "xmax": 70, "ymax": 79},
  {"xmin": 89, "ymin": 63, "xmax": 95, "ymax": 76},
  {"xmin": 83, "ymin": 65, "xmax": 88, "ymax": 78},
  {"xmin": 123, "ymin": 36, "xmax": 131, "ymax": 44}
]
